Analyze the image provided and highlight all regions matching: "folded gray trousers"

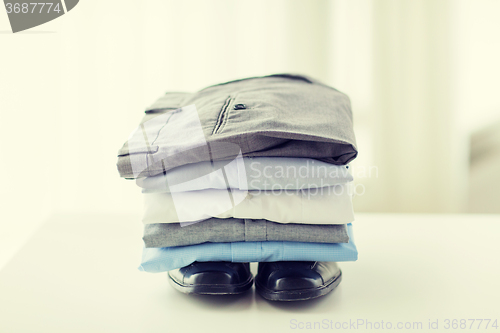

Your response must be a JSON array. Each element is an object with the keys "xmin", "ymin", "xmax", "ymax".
[
  {"xmin": 143, "ymin": 218, "xmax": 349, "ymax": 248},
  {"xmin": 117, "ymin": 74, "xmax": 357, "ymax": 179}
]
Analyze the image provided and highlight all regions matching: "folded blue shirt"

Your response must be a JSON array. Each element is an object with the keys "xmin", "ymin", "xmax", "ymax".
[{"xmin": 139, "ymin": 223, "xmax": 357, "ymax": 272}]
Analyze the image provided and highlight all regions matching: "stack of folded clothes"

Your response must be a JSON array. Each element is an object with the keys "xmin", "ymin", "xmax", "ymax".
[{"xmin": 117, "ymin": 74, "xmax": 358, "ymax": 301}]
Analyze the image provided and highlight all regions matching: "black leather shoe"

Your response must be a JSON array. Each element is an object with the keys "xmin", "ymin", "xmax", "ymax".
[
  {"xmin": 255, "ymin": 261, "xmax": 342, "ymax": 301},
  {"xmin": 168, "ymin": 262, "xmax": 253, "ymax": 295}
]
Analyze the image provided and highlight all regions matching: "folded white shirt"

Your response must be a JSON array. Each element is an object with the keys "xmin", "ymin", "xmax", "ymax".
[
  {"xmin": 142, "ymin": 184, "xmax": 354, "ymax": 225},
  {"xmin": 136, "ymin": 157, "xmax": 353, "ymax": 193}
]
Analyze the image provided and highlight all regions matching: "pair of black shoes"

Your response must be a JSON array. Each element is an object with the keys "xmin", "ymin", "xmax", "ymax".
[{"xmin": 168, "ymin": 261, "xmax": 342, "ymax": 301}]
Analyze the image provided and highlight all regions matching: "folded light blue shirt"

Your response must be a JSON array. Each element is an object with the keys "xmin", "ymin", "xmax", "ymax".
[{"xmin": 139, "ymin": 224, "xmax": 357, "ymax": 272}]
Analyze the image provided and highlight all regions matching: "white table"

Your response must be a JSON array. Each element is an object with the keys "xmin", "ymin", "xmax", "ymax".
[{"xmin": 1, "ymin": 213, "xmax": 499, "ymax": 333}]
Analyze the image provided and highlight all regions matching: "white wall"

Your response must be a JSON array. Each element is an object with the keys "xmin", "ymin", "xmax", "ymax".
[
  {"xmin": 0, "ymin": 29, "xmax": 59, "ymax": 267},
  {"xmin": 452, "ymin": 0, "xmax": 500, "ymax": 134}
]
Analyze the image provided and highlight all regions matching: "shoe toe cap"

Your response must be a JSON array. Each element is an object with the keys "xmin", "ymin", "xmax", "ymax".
[
  {"xmin": 169, "ymin": 262, "xmax": 251, "ymax": 286},
  {"xmin": 272, "ymin": 276, "xmax": 323, "ymax": 291},
  {"xmin": 257, "ymin": 261, "xmax": 341, "ymax": 292}
]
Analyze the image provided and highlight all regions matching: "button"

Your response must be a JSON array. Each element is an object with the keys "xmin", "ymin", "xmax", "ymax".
[{"xmin": 233, "ymin": 103, "xmax": 247, "ymax": 110}]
